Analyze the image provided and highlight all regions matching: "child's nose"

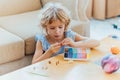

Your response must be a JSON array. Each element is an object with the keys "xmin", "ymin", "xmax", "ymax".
[{"xmin": 55, "ymin": 28, "xmax": 60, "ymax": 33}]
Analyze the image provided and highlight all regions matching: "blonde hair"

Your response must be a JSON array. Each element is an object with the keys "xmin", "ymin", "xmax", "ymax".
[{"xmin": 38, "ymin": 2, "xmax": 71, "ymax": 34}]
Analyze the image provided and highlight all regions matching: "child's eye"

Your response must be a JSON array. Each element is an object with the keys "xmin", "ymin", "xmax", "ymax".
[
  {"xmin": 59, "ymin": 26, "xmax": 63, "ymax": 28},
  {"xmin": 50, "ymin": 28, "xmax": 55, "ymax": 29}
]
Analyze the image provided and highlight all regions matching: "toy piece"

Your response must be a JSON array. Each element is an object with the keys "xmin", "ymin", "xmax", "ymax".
[
  {"xmin": 112, "ymin": 35, "xmax": 118, "ymax": 39},
  {"xmin": 56, "ymin": 60, "xmax": 59, "ymax": 65},
  {"xmin": 111, "ymin": 47, "xmax": 120, "ymax": 54},
  {"xmin": 101, "ymin": 54, "xmax": 120, "ymax": 74},
  {"xmin": 111, "ymin": 35, "xmax": 118, "ymax": 39},
  {"xmin": 48, "ymin": 61, "xmax": 51, "ymax": 64},
  {"xmin": 112, "ymin": 24, "xmax": 118, "ymax": 29}
]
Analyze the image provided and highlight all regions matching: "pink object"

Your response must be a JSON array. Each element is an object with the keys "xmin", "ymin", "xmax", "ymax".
[{"xmin": 101, "ymin": 54, "xmax": 120, "ymax": 73}]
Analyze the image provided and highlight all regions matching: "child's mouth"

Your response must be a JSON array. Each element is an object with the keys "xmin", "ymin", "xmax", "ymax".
[{"xmin": 54, "ymin": 35, "xmax": 60, "ymax": 38}]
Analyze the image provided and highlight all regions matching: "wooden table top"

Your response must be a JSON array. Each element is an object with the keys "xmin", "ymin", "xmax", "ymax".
[{"xmin": 1, "ymin": 37, "xmax": 120, "ymax": 80}]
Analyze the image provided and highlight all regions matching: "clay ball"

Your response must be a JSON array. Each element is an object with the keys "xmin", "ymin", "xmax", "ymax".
[{"xmin": 101, "ymin": 54, "xmax": 120, "ymax": 73}]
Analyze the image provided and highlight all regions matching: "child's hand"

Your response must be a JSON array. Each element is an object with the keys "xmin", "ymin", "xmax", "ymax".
[
  {"xmin": 61, "ymin": 38, "xmax": 75, "ymax": 47},
  {"xmin": 48, "ymin": 43, "xmax": 62, "ymax": 54}
]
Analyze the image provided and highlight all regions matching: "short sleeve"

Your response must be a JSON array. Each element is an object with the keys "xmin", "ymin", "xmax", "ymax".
[
  {"xmin": 66, "ymin": 29, "xmax": 76, "ymax": 41},
  {"xmin": 35, "ymin": 34, "xmax": 49, "ymax": 51},
  {"xmin": 35, "ymin": 34, "xmax": 41, "ymax": 42}
]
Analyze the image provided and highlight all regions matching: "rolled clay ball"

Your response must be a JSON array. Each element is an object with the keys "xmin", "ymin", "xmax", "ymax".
[
  {"xmin": 111, "ymin": 47, "xmax": 120, "ymax": 54},
  {"xmin": 101, "ymin": 54, "xmax": 120, "ymax": 73}
]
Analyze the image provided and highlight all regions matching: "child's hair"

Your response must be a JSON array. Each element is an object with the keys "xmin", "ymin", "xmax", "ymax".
[{"xmin": 38, "ymin": 2, "xmax": 71, "ymax": 34}]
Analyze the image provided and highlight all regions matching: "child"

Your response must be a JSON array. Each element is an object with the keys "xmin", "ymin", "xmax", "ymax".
[{"xmin": 32, "ymin": 2, "xmax": 100, "ymax": 64}]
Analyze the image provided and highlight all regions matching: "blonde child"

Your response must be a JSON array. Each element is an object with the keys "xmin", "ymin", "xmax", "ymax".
[{"xmin": 32, "ymin": 2, "xmax": 100, "ymax": 64}]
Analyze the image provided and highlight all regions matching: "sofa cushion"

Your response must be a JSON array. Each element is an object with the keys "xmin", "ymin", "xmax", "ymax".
[
  {"xmin": 0, "ymin": 0, "xmax": 41, "ymax": 16},
  {"xmin": 0, "ymin": 10, "xmax": 42, "ymax": 55},
  {"xmin": 0, "ymin": 28, "xmax": 24, "ymax": 64}
]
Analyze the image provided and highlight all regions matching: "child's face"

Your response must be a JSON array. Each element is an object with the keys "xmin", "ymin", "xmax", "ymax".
[{"xmin": 46, "ymin": 19, "xmax": 65, "ymax": 40}]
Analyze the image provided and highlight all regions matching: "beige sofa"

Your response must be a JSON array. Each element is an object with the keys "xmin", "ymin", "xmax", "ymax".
[
  {"xmin": 0, "ymin": 0, "xmax": 90, "ymax": 75},
  {"xmin": 92, "ymin": 0, "xmax": 120, "ymax": 20}
]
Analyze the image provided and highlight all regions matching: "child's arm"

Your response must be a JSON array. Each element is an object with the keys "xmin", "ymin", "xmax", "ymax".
[
  {"xmin": 32, "ymin": 41, "xmax": 45, "ymax": 64},
  {"xmin": 61, "ymin": 33, "xmax": 100, "ymax": 48},
  {"xmin": 74, "ymin": 33, "xmax": 100, "ymax": 48},
  {"xmin": 32, "ymin": 41, "xmax": 61, "ymax": 64}
]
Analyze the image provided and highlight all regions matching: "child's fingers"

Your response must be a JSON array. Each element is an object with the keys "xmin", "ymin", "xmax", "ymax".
[
  {"xmin": 61, "ymin": 39, "xmax": 67, "ymax": 45},
  {"xmin": 61, "ymin": 39, "xmax": 70, "ymax": 45},
  {"xmin": 52, "ymin": 42, "xmax": 60, "ymax": 47},
  {"xmin": 51, "ymin": 45, "xmax": 61, "ymax": 53},
  {"xmin": 62, "ymin": 41, "xmax": 69, "ymax": 46},
  {"xmin": 55, "ymin": 45, "xmax": 61, "ymax": 49},
  {"xmin": 52, "ymin": 43, "xmax": 62, "ymax": 49},
  {"xmin": 54, "ymin": 43, "xmax": 62, "ymax": 47}
]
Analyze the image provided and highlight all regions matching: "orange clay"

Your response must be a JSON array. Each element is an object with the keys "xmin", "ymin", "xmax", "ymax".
[{"xmin": 111, "ymin": 47, "xmax": 120, "ymax": 54}]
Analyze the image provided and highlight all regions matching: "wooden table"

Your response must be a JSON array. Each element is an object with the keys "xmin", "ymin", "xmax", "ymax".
[{"xmin": 1, "ymin": 37, "xmax": 120, "ymax": 80}]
